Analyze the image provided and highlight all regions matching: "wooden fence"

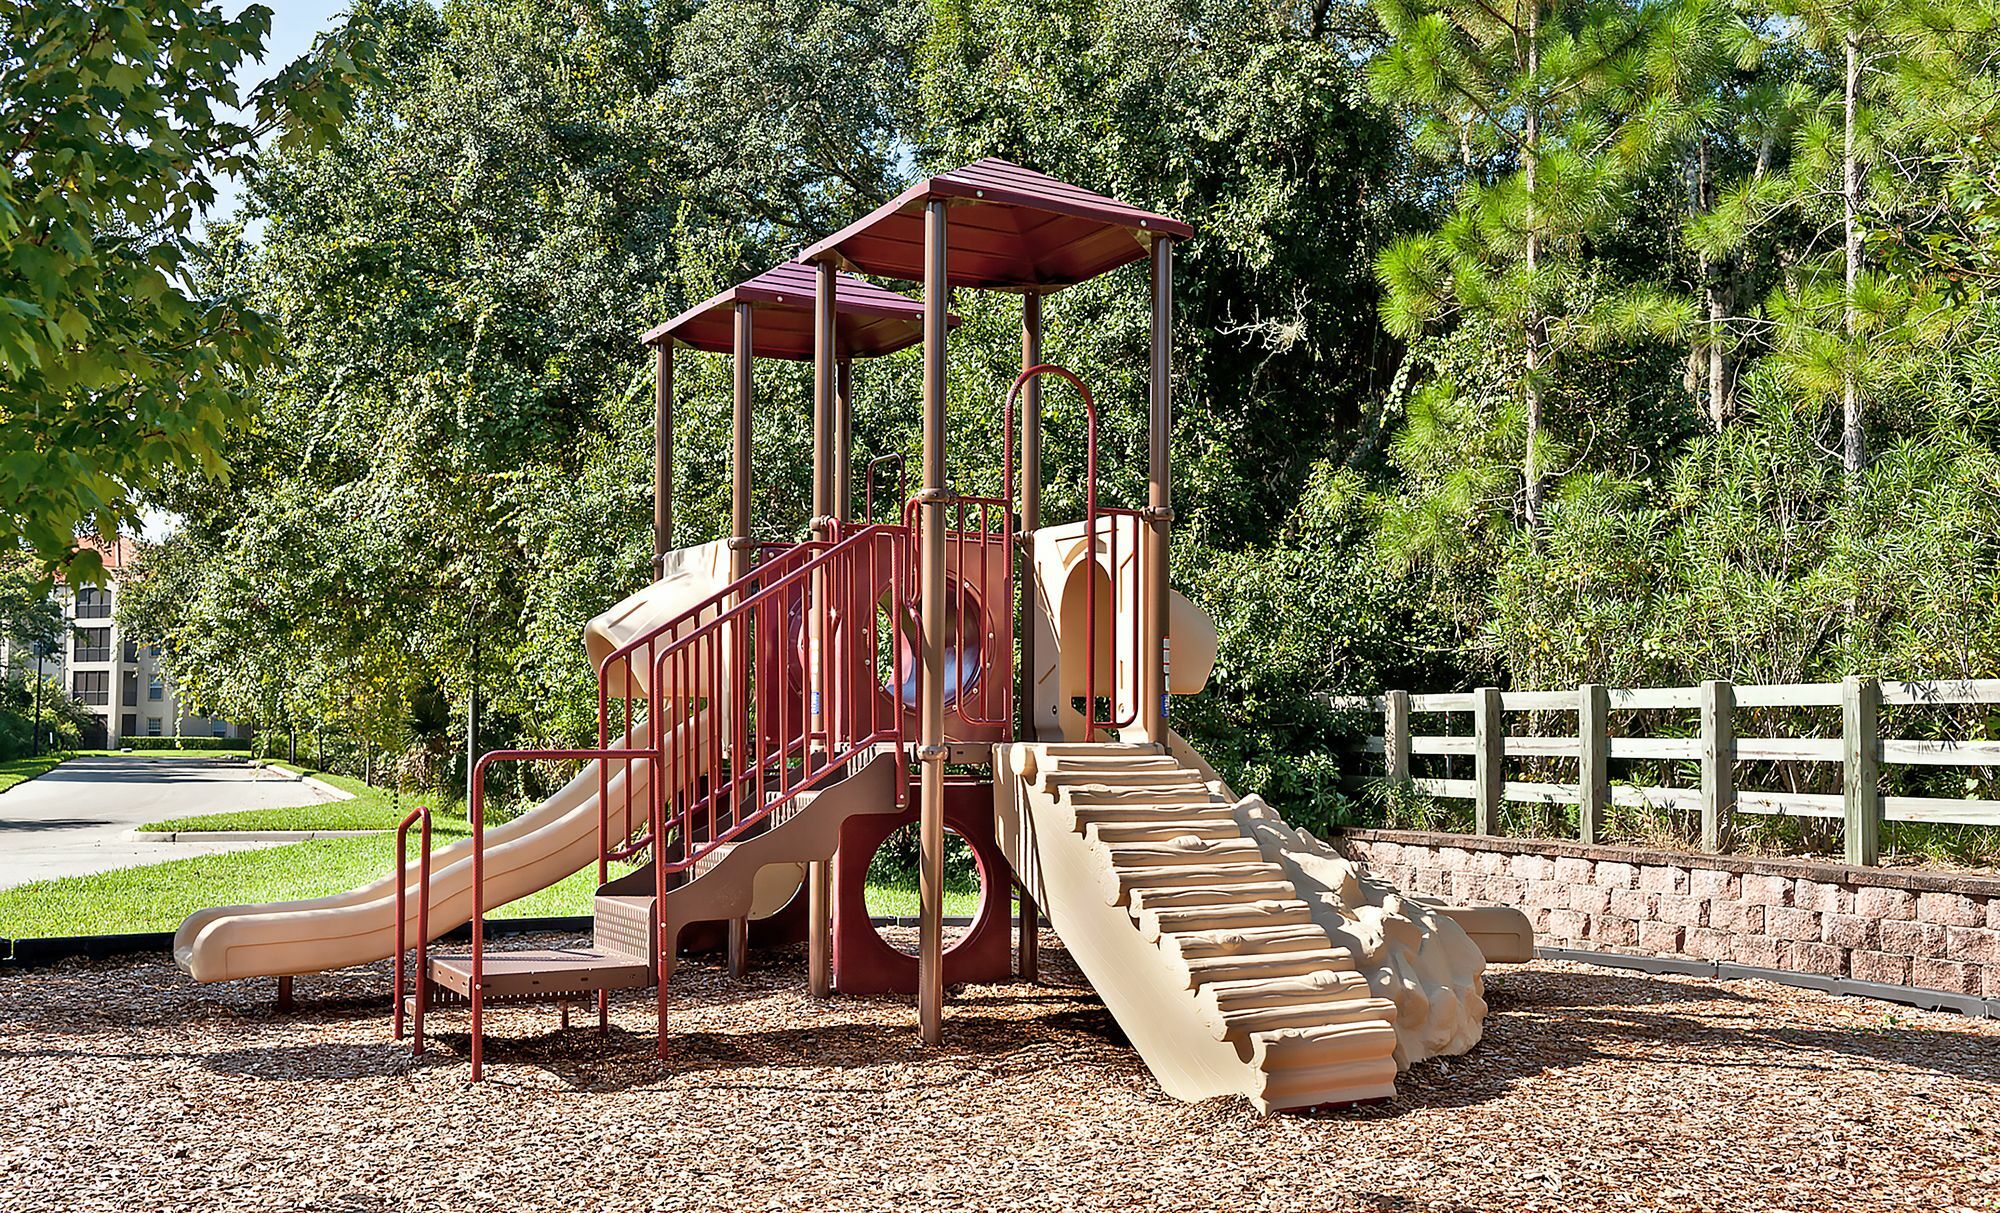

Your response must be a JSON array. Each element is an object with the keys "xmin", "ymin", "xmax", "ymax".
[{"xmin": 1327, "ymin": 677, "xmax": 2000, "ymax": 866}]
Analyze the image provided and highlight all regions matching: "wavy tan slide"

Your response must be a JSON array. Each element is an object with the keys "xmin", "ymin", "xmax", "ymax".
[{"xmin": 175, "ymin": 542, "xmax": 737, "ymax": 984}]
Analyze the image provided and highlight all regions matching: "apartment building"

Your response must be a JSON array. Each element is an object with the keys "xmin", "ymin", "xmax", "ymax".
[{"xmin": 2, "ymin": 536, "xmax": 250, "ymax": 748}]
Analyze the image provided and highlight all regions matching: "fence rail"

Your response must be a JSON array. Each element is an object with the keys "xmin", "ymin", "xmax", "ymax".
[{"xmin": 1328, "ymin": 677, "xmax": 2000, "ymax": 866}]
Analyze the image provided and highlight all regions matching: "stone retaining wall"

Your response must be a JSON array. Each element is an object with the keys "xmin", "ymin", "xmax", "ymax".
[{"xmin": 1338, "ymin": 828, "xmax": 2000, "ymax": 998}]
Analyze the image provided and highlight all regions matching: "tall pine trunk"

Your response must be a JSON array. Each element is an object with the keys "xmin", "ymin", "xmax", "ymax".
[
  {"xmin": 1696, "ymin": 136, "xmax": 1731, "ymax": 428},
  {"xmin": 1842, "ymin": 23, "xmax": 1864, "ymax": 484},
  {"xmin": 1523, "ymin": 0, "xmax": 1544, "ymax": 534}
]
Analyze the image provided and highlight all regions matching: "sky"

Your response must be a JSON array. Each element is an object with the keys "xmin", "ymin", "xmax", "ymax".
[
  {"xmin": 205, "ymin": 0, "xmax": 356, "ymax": 222},
  {"xmin": 146, "ymin": 2, "xmax": 354, "ymax": 542}
]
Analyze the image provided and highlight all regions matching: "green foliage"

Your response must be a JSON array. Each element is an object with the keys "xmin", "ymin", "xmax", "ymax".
[{"xmin": 0, "ymin": 2, "xmax": 373, "ymax": 582}]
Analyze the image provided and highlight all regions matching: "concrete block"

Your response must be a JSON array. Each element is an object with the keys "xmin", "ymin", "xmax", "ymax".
[
  {"xmin": 1484, "ymin": 875, "xmax": 1527, "ymax": 904},
  {"xmin": 1554, "ymin": 856, "xmax": 1596, "ymax": 885},
  {"xmin": 1546, "ymin": 908, "xmax": 1589, "ymax": 942},
  {"xmin": 1911, "ymin": 957, "xmax": 1984, "ymax": 995},
  {"xmin": 1855, "ymin": 886, "xmax": 1916, "ymax": 921},
  {"xmin": 1742, "ymin": 874, "xmax": 1793, "ymax": 907},
  {"xmin": 1609, "ymin": 887, "xmax": 1655, "ymax": 920},
  {"xmin": 1782, "ymin": 940, "xmax": 1847, "ymax": 977},
  {"xmin": 1567, "ymin": 884, "xmax": 1613, "ymax": 916},
  {"xmin": 1638, "ymin": 865, "xmax": 1687, "ymax": 895},
  {"xmin": 1509, "ymin": 854, "xmax": 1555, "ymax": 882},
  {"xmin": 1657, "ymin": 895, "xmax": 1708, "ymax": 928},
  {"xmin": 1730, "ymin": 934, "xmax": 1782, "ymax": 968},
  {"xmin": 1821, "ymin": 913, "xmax": 1877, "ymax": 950},
  {"xmin": 1879, "ymin": 918, "xmax": 1947, "ymax": 959},
  {"xmin": 1709, "ymin": 899, "xmax": 1764, "ymax": 935},
  {"xmin": 1849, "ymin": 949, "xmax": 1912, "ymax": 986},
  {"xmin": 1945, "ymin": 926, "xmax": 2000, "ymax": 966},
  {"xmin": 1688, "ymin": 867, "xmax": 1741, "ymax": 900},
  {"xmin": 1794, "ymin": 879, "xmax": 1853, "ymax": 914},
  {"xmin": 1592, "ymin": 916, "xmax": 1638, "ymax": 947},
  {"xmin": 1683, "ymin": 926, "xmax": 1731, "ymax": 961},
  {"xmin": 1637, "ymin": 921, "xmax": 1685, "ymax": 954},
  {"xmin": 1766, "ymin": 906, "xmax": 1823, "ymax": 942},
  {"xmin": 1595, "ymin": 861, "xmax": 1638, "ymax": 889},
  {"xmin": 1918, "ymin": 891, "xmax": 1985, "ymax": 928}
]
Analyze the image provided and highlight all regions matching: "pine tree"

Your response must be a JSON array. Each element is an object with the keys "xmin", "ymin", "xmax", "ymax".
[{"xmin": 1369, "ymin": 0, "xmax": 1720, "ymax": 533}]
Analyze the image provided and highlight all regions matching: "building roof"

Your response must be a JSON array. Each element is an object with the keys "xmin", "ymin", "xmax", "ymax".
[
  {"xmin": 640, "ymin": 260, "xmax": 950, "ymax": 360},
  {"xmin": 77, "ymin": 534, "xmax": 140, "ymax": 576},
  {"xmin": 799, "ymin": 158, "xmax": 1194, "ymax": 291}
]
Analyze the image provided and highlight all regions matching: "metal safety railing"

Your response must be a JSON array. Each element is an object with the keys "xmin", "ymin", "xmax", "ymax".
[{"xmin": 1004, "ymin": 363, "xmax": 1148, "ymax": 741}]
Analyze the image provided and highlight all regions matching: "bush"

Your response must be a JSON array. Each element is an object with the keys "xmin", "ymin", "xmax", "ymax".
[{"xmin": 126, "ymin": 737, "xmax": 254, "ymax": 752}]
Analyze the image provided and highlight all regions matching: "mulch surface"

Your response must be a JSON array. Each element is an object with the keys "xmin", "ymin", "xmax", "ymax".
[{"xmin": 2, "ymin": 933, "xmax": 1995, "ymax": 1213}]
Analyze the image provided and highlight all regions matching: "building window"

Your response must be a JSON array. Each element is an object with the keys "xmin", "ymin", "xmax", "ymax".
[
  {"xmin": 212, "ymin": 720, "xmax": 228, "ymax": 738},
  {"xmin": 148, "ymin": 674, "xmax": 163, "ymax": 701},
  {"xmin": 74, "ymin": 587, "xmax": 111, "ymax": 620},
  {"xmin": 74, "ymin": 628, "xmax": 110, "ymax": 663},
  {"xmin": 121, "ymin": 671, "xmax": 138, "ymax": 704},
  {"xmin": 146, "ymin": 717, "xmax": 162, "ymax": 736},
  {"xmin": 73, "ymin": 671, "xmax": 108, "ymax": 705},
  {"xmin": 122, "ymin": 639, "xmax": 137, "ymax": 663},
  {"xmin": 121, "ymin": 713, "xmax": 137, "ymax": 738}
]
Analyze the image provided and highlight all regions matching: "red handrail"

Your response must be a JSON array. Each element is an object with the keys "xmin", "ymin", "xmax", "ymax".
[
  {"xmin": 391, "ymin": 804, "xmax": 432, "ymax": 1055},
  {"xmin": 1003, "ymin": 363, "xmax": 1146, "ymax": 740},
  {"xmin": 465, "ymin": 745, "xmax": 661, "ymax": 1080}
]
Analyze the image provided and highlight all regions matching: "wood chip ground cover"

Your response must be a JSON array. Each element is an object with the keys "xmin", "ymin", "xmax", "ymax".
[{"xmin": 2, "ymin": 935, "xmax": 1995, "ymax": 1212}]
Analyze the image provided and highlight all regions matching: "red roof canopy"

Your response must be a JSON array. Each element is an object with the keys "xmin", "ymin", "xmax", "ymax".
[
  {"xmin": 799, "ymin": 158, "xmax": 1193, "ymax": 291},
  {"xmin": 641, "ymin": 260, "xmax": 947, "ymax": 360}
]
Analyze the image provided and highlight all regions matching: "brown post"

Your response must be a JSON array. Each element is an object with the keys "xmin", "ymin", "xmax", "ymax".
[
  {"xmin": 918, "ymin": 197, "xmax": 949, "ymax": 1045},
  {"xmin": 807, "ymin": 259, "xmax": 837, "ymax": 998},
  {"xmin": 834, "ymin": 357, "xmax": 854, "ymax": 523},
  {"xmin": 653, "ymin": 340, "xmax": 673, "ymax": 578},
  {"xmin": 1141, "ymin": 237, "xmax": 1174, "ymax": 741},
  {"xmin": 1019, "ymin": 292, "xmax": 1043, "ymax": 741},
  {"xmin": 728, "ymin": 302, "xmax": 754, "ymax": 966},
  {"xmin": 730, "ymin": 303, "xmax": 754, "ymax": 582}
]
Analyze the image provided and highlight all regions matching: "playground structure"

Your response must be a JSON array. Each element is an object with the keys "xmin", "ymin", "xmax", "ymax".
[{"xmin": 175, "ymin": 160, "xmax": 1531, "ymax": 1112}]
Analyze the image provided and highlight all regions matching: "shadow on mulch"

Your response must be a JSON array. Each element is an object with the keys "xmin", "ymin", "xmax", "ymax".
[{"xmin": 1358, "ymin": 966, "xmax": 2000, "ymax": 1117}]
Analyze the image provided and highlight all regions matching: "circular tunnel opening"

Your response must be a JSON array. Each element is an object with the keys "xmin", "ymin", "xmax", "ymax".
[{"xmin": 861, "ymin": 822, "xmax": 987, "ymax": 955}]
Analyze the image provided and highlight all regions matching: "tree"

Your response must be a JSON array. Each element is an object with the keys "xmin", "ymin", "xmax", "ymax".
[
  {"xmin": 1368, "ymin": 0, "xmax": 1718, "ymax": 533},
  {"xmin": 0, "ymin": 2, "xmax": 372, "ymax": 583}
]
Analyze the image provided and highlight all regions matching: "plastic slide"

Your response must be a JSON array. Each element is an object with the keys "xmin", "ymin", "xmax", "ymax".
[{"xmin": 175, "ymin": 542, "xmax": 736, "ymax": 984}]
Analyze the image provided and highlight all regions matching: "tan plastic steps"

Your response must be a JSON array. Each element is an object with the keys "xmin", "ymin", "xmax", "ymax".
[{"xmin": 999, "ymin": 741, "xmax": 1405, "ymax": 1112}]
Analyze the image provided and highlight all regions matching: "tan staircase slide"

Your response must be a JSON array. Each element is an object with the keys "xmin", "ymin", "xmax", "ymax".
[
  {"xmin": 997, "ymin": 742, "xmax": 1404, "ymax": 1112},
  {"xmin": 999, "ymin": 739, "xmax": 1531, "ymax": 1112}
]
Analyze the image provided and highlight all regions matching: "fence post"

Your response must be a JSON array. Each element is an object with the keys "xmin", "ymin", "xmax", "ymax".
[
  {"xmin": 1700, "ymin": 679, "xmax": 1736, "ymax": 852},
  {"xmin": 1384, "ymin": 690, "xmax": 1411, "ymax": 784},
  {"xmin": 1474, "ymin": 687, "xmax": 1503, "ymax": 836},
  {"xmin": 1843, "ymin": 675, "xmax": 1880, "ymax": 866},
  {"xmin": 1578, "ymin": 682, "xmax": 1608, "ymax": 844}
]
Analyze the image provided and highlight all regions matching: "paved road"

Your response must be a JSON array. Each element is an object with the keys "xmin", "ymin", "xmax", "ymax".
[{"xmin": 0, "ymin": 755, "xmax": 342, "ymax": 890}]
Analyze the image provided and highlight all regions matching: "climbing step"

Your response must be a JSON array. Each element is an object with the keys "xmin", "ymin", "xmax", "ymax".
[
  {"xmin": 1086, "ymin": 818, "xmax": 1240, "ymax": 845},
  {"xmin": 1208, "ymin": 994, "xmax": 1401, "ymax": 1042},
  {"xmin": 1126, "ymin": 882, "xmax": 1298, "ymax": 912},
  {"xmin": 1103, "ymin": 837, "xmax": 1264, "ymax": 868},
  {"xmin": 1133, "ymin": 898, "xmax": 1316, "ymax": 942},
  {"xmin": 1103, "ymin": 860, "xmax": 1291, "ymax": 905}
]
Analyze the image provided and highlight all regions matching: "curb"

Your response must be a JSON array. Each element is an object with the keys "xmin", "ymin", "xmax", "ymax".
[
  {"xmin": 133, "ymin": 829, "xmax": 387, "ymax": 843},
  {"xmin": 1535, "ymin": 945, "xmax": 2000, "ymax": 1018}
]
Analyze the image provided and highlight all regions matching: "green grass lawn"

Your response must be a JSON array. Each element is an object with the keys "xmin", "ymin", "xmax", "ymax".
[
  {"xmin": 0, "ymin": 834, "xmax": 634, "ymax": 938},
  {"xmin": 0, "ymin": 836, "xmax": 980, "ymax": 937},
  {"xmin": 0, "ymin": 753, "xmax": 71, "ymax": 794},
  {"xmin": 0, "ymin": 757, "xmax": 980, "ymax": 938}
]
